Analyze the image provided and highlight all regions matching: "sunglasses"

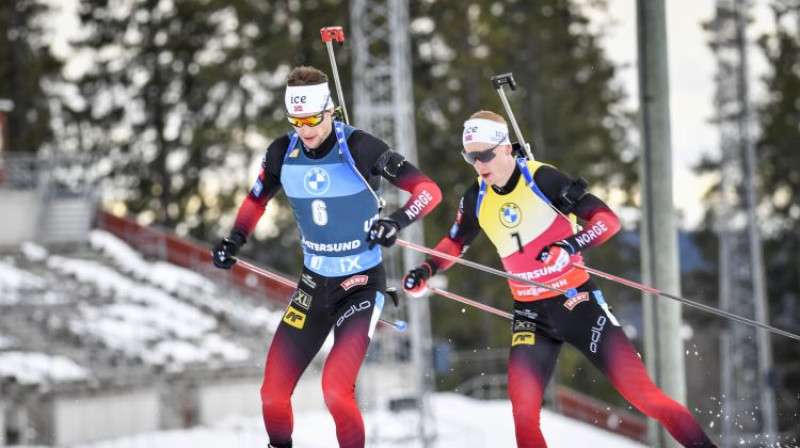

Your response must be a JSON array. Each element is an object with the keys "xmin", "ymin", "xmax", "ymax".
[
  {"xmin": 287, "ymin": 111, "xmax": 326, "ymax": 128},
  {"xmin": 461, "ymin": 137, "xmax": 507, "ymax": 165}
]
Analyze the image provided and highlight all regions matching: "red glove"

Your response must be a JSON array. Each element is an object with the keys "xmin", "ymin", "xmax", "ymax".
[
  {"xmin": 538, "ymin": 243, "xmax": 572, "ymax": 271},
  {"xmin": 402, "ymin": 263, "xmax": 433, "ymax": 295}
]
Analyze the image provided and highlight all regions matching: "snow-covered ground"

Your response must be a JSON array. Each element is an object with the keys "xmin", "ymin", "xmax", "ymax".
[{"xmin": 67, "ymin": 393, "xmax": 646, "ymax": 448}]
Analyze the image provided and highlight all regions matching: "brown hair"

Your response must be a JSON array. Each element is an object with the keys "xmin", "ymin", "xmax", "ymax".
[
  {"xmin": 469, "ymin": 110, "xmax": 507, "ymax": 124},
  {"xmin": 287, "ymin": 66, "xmax": 329, "ymax": 86}
]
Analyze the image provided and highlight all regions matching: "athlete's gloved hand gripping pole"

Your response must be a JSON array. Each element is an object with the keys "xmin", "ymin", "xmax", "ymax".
[
  {"xmin": 212, "ymin": 232, "xmax": 245, "ymax": 269},
  {"xmin": 366, "ymin": 219, "xmax": 400, "ymax": 249},
  {"xmin": 403, "ymin": 262, "xmax": 513, "ymax": 320}
]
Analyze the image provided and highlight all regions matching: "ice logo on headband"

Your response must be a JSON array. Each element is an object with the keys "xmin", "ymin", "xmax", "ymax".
[
  {"xmin": 463, "ymin": 125, "xmax": 478, "ymax": 142},
  {"xmin": 463, "ymin": 127, "xmax": 507, "ymax": 143},
  {"xmin": 290, "ymin": 93, "xmax": 330, "ymax": 114},
  {"xmin": 285, "ymin": 83, "xmax": 333, "ymax": 115},
  {"xmin": 462, "ymin": 118, "xmax": 510, "ymax": 145},
  {"xmin": 490, "ymin": 131, "xmax": 506, "ymax": 143},
  {"xmin": 289, "ymin": 95, "xmax": 307, "ymax": 113}
]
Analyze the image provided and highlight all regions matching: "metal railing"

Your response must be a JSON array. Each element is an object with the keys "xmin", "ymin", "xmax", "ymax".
[
  {"xmin": 0, "ymin": 153, "xmax": 99, "ymax": 194},
  {"xmin": 0, "ymin": 153, "xmax": 99, "ymax": 248},
  {"xmin": 0, "ymin": 153, "xmax": 39, "ymax": 189},
  {"xmin": 454, "ymin": 373, "xmax": 509, "ymax": 400}
]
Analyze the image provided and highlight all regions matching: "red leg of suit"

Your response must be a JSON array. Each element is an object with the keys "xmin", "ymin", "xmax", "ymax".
[{"xmin": 321, "ymin": 312, "xmax": 373, "ymax": 448}]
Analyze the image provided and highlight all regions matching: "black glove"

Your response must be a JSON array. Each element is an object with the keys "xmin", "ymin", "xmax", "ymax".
[
  {"xmin": 366, "ymin": 219, "xmax": 400, "ymax": 249},
  {"xmin": 402, "ymin": 263, "xmax": 434, "ymax": 294},
  {"xmin": 212, "ymin": 233, "xmax": 245, "ymax": 269}
]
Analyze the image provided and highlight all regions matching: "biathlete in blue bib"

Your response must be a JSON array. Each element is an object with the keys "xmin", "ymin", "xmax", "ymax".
[{"xmin": 212, "ymin": 66, "xmax": 442, "ymax": 448}]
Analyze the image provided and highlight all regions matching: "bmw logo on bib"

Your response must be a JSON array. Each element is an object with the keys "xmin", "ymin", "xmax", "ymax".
[
  {"xmin": 500, "ymin": 203, "xmax": 521, "ymax": 228},
  {"xmin": 304, "ymin": 167, "xmax": 330, "ymax": 195}
]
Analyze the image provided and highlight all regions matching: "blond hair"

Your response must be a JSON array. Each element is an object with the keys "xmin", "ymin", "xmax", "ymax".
[{"xmin": 469, "ymin": 110, "xmax": 507, "ymax": 124}]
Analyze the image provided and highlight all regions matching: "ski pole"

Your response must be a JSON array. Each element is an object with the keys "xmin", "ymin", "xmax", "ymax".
[
  {"xmin": 573, "ymin": 262, "xmax": 800, "ymax": 342},
  {"xmin": 490, "ymin": 73, "xmax": 533, "ymax": 160},
  {"xmin": 489, "ymin": 73, "xmax": 582, "ymax": 232},
  {"xmin": 319, "ymin": 25, "xmax": 386, "ymax": 212},
  {"xmin": 320, "ymin": 26, "xmax": 350, "ymax": 124},
  {"xmin": 235, "ymin": 259, "xmax": 407, "ymax": 332},
  {"xmin": 424, "ymin": 285, "xmax": 512, "ymax": 320},
  {"xmin": 395, "ymin": 239, "xmax": 577, "ymax": 298}
]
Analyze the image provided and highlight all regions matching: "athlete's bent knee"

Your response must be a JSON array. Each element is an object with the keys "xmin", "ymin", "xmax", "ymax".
[
  {"xmin": 323, "ymin": 386, "xmax": 353, "ymax": 411},
  {"xmin": 261, "ymin": 381, "xmax": 290, "ymax": 410}
]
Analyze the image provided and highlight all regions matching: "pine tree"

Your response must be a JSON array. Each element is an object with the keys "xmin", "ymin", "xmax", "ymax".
[
  {"xmin": 0, "ymin": 0, "xmax": 61, "ymax": 154},
  {"xmin": 754, "ymin": 1, "xmax": 800, "ymax": 433}
]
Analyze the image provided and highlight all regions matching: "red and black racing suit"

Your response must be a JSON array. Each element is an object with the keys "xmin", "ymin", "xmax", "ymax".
[
  {"xmin": 423, "ymin": 161, "xmax": 715, "ymax": 448},
  {"xmin": 234, "ymin": 126, "xmax": 441, "ymax": 448}
]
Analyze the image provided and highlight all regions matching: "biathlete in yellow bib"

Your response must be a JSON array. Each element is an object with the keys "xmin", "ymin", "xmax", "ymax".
[{"xmin": 402, "ymin": 110, "xmax": 718, "ymax": 448}]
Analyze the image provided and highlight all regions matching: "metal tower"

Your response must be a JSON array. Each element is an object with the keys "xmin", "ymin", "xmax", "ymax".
[
  {"xmin": 349, "ymin": 1, "xmax": 436, "ymax": 446},
  {"xmin": 709, "ymin": 0, "xmax": 778, "ymax": 445}
]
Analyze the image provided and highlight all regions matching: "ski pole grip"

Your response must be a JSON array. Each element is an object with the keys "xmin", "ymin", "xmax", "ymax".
[
  {"xmin": 491, "ymin": 72, "xmax": 517, "ymax": 91},
  {"xmin": 321, "ymin": 26, "xmax": 345, "ymax": 43}
]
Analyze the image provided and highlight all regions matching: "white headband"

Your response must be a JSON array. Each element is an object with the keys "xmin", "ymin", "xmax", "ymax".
[
  {"xmin": 285, "ymin": 83, "xmax": 334, "ymax": 115},
  {"xmin": 462, "ymin": 118, "xmax": 510, "ymax": 146}
]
